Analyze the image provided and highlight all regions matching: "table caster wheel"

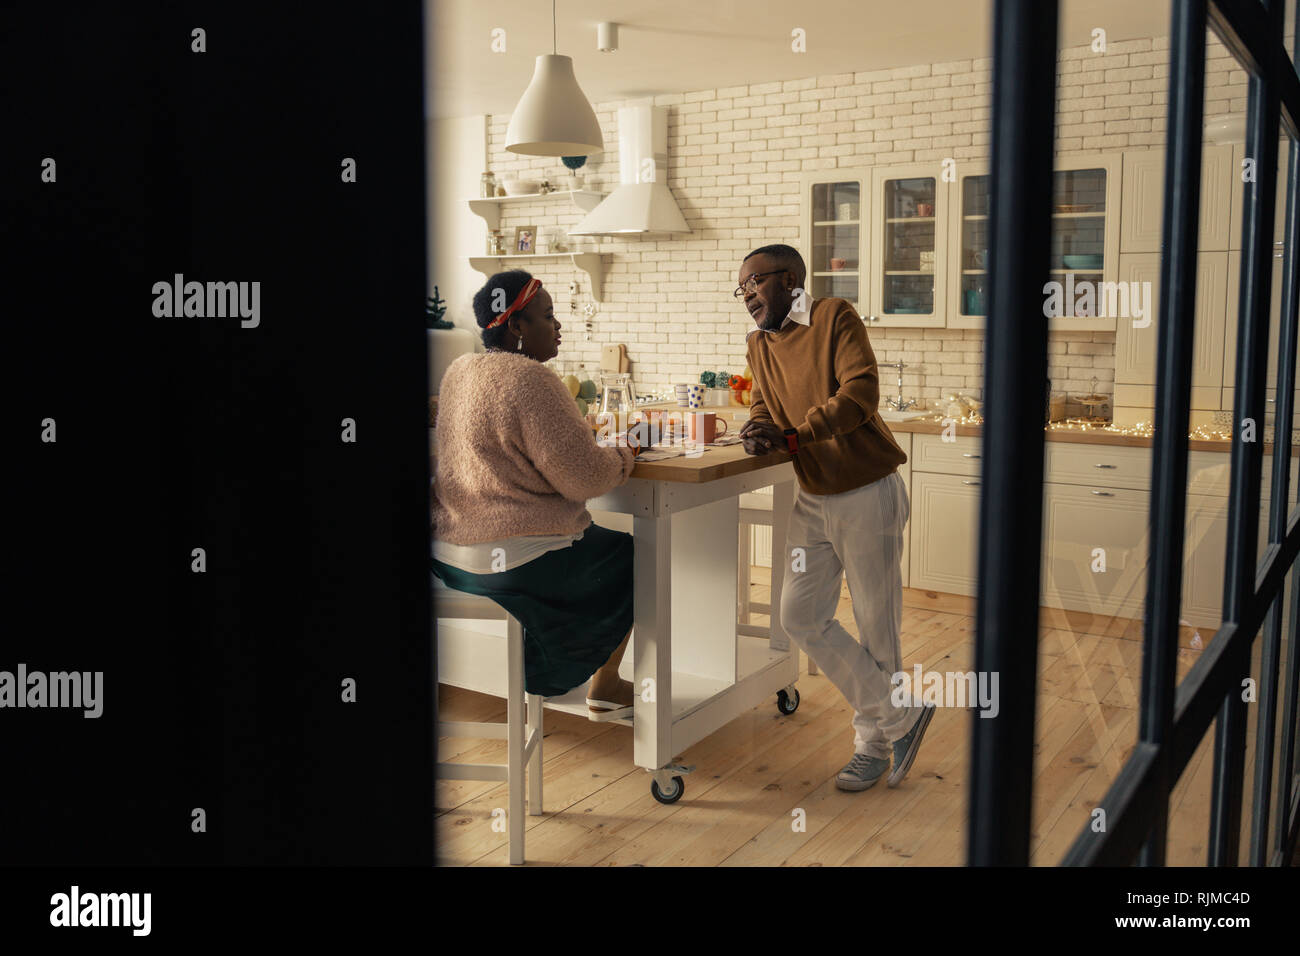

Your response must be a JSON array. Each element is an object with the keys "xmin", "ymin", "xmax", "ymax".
[
  {"xmin": 776, "ymin": 687, "xmax": 800, "ymax": 715},
  {"xmin": 651, "ymin": 776, "xmax": 684, "ymax": 804}
]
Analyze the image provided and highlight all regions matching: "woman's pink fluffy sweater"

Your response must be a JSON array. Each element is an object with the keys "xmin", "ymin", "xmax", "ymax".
[{"xmin": 432, "ymin": 351, "xmax": 636, "ymax": 545}]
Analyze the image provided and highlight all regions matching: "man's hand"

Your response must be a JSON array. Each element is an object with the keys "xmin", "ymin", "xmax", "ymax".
[{"xmin": 739, "ymin": 419, "xmax": 785, "ymax": 456}]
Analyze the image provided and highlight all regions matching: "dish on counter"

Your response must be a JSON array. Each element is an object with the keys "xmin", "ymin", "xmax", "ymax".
[{"xmin": 1062, "ymin": 254, "xmax": 1104, "ymax": 270}]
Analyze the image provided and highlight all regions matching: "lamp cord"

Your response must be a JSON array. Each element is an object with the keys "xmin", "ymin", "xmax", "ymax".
[{"xmin": 553, "ymin": 0, "xmax": 557, "ymax": 54}]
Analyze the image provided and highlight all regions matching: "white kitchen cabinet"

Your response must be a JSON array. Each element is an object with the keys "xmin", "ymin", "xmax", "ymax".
[
  {"xmin": 911, "ymin": 432, "xmax": 982, "ymax": 476},
  {"xmin": 947, "ymin": 163, "xmax": 991, "ymax": 330},
  {"xmin": 1041, "ymin": 483, "xmax": 1149, "ymax": 620},
  {"xmin": 1119, "ymin": 145, "xmax": 1234, "ymax": 253},
  {"xmin": 1112, "ymin": 251, "xmax": 1230, "ymax": 413},
  {"xmin": 909, "ymin": 470, "xmax": 982, "ymax": 596},
  {"xmin": 1221, "ymin": 247, "xmax": 1296, "ymax": 401},
  {"xmin": 1229, "ymin": 141, "xmax": 1290, "ymax": 251},
  {"xmin": 1044, "ymin": 439, "xmax": 1152, "ymax": 490},
  {"xmin": 1180, "ymin": 492, "xmax": 1274, "ymax": 630},
  {"xmin": 799, "ymin": 170, "xmax": 869, "ymax": 317},
  {"xmin": 868, "ymin": 163, "xmax": 949, "ymax": 328},
  {"xmin": 898, "ymin": 433, "xmax": 912, "ymax": 590},
  {"xmin": 1046, "ymin": 155, "xmax": 1123, "ymax": 332},
  {"xmin": 903, "ymin": 428, "xmax": 1291, "ymax": 626},
  {"xmin": 946, "ymin": 155, "xmax": 1122, "ymax": 332}
]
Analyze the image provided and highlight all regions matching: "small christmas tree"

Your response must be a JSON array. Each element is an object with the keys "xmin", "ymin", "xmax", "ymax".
[{"xmin": 426, "ymin": 286, "xmax": 453, "ymax": 330}]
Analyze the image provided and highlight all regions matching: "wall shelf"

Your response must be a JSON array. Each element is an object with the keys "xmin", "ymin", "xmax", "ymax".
[
  {"xmin": 467, "ymin": 253, "xmax": 606, "ymax": 302},
  {"xmin": 466, "ymin": 190, "xmax": 604, "ymax": 231}
]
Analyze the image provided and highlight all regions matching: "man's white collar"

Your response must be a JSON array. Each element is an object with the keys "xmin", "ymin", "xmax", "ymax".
[
  {"xmin": 748, "ymin": 300, "xmax": 812, "ymax": 338},
  {"xmin": 784, "ymin": 304, "xmax": 812, "ymax": 327}
]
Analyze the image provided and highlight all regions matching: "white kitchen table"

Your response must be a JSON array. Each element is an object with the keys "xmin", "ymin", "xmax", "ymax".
[{"xmin": 559, "ymin": 434, "xmax": 800, "ymax": 802}]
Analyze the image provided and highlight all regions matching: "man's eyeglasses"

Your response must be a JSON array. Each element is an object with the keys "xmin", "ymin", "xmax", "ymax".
[{"xmin": 733, "ymin": 269, "xmax": 788, "ymax": 298}]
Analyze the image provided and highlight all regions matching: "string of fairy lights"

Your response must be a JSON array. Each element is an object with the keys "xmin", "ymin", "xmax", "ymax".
[{"xmin": 911, "ymin": 412, "xmax": 1248, "ymax": 443}]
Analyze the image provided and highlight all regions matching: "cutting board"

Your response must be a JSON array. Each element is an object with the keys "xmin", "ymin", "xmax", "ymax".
[{"xmin": 601, "ymin": 343, "xmax": 630, "ymax": 373}]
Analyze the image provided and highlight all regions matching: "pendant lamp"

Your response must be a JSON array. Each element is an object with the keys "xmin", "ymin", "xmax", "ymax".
[{"xmin": 505, "ymin": 1, "xmax": 604, "ymax": 156}]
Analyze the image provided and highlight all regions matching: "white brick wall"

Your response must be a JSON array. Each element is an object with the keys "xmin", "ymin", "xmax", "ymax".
[{"xmin": 469, "ymin": 36, "xmax": 1247, "ymax": 406}]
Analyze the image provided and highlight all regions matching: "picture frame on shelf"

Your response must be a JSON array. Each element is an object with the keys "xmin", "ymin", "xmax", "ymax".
[{"xmin": 514, "ymin": 225, "xmax": 537, "ymax": 255}]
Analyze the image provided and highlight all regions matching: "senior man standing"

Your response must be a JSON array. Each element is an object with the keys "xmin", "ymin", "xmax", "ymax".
[{"xmin": 736, "ymin": 243, "xmax": 935, "ymax": 791}]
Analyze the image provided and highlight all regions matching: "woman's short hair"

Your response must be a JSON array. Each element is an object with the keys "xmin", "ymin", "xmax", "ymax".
[{"xmin": 472, "ymin": 269, "xmax": 535, "ymax": 350}]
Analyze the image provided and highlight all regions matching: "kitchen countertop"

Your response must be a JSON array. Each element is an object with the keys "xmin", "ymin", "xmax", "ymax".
[{"xmin": 638, "ymin": 402, "xmax": 1295, "ymax": 455}]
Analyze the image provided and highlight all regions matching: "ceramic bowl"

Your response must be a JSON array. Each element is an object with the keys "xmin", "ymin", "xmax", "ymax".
[{"xmin": 503, "ymin": 179, "xmax": 542, "ymax": 196}]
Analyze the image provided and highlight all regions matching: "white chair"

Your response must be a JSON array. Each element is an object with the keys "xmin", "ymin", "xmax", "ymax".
[
  {"xmin": 738, "ymin": 488, "xmax": 817, "ymax": 675},
  {"xmin": 434, "ymin": 580, "xmax": 543, "ymax": 865}
]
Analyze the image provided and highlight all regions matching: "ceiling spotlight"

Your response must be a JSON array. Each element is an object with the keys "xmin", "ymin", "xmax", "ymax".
[{"xmin": 597, "ymin": 22, "xmax": 619, "ymax": 53}]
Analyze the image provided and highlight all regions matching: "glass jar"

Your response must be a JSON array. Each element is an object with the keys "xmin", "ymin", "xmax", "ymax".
[
  {"xmin": 480, "ymin": 172, "xmax": 496, "ymax": 199},
  {"xmin": 598, "ymin": 372, "xmax": 637, "ymax": 431}
]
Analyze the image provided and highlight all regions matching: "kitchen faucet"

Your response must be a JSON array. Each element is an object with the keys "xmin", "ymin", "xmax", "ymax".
[{"xmin": 880, "ymin": 360, "xmax": 918, "ymax": 411}]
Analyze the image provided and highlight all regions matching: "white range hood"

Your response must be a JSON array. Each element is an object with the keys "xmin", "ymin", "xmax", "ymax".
[{"xmin": 568, "ymin": 103, "xmax": 690, "ymax": 236}]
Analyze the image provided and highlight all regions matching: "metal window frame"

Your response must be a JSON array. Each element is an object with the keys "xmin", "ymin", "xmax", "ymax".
[{"xmin": 974, "ymin": 0, "xmax": 1300, "ymax": 866}]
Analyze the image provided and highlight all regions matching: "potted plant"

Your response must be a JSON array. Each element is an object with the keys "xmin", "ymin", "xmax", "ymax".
[
  {"xmin": 562, "ymin": 155, "xmax": 586, "ymax": 190},
  {"xmin": 427, "ymin": 286, "xmax": 476, "ymax": 393},
  {"xmin": 426, "ymin": 287, "xmax": 453, "ymax": 329}
]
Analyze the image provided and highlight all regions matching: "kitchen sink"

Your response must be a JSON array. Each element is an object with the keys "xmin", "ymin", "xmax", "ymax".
[{"xmin": 878, "ymin": 408, "xmax": 931, "ymax": 422}]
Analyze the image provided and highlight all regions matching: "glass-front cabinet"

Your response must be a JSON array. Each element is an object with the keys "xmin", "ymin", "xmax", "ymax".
[
  {"xmin": 1047, "ymin": 157, "xmax": 1119, "ymax": 331},
  {"xmin": 869, "ymin": 164, "xmax": 948, "ymax": 327},
  {"xmin": 947, "ymin": 165, "xmax": 991, "ymax": 329},
  {"xmin": 946, "ymin": 155, "xmax": 1120, "ymax": 331},
  {"xmin": 799, "ymin": 173, "xmax": 867, "ymax": 310},
  {"xmin": 799, "ymin": 156, "xmax": 1118, "ymax": 329}
]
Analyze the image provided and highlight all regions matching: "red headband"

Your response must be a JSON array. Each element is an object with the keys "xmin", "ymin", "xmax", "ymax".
[{"xmin": 484, "ymin": 277, "xmax": 542, "ymax": 329}]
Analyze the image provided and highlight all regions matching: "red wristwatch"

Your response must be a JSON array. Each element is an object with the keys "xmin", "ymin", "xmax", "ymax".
[{"xmin": 783, "ymin": 428, "xmax": 799, "ymax": 454}]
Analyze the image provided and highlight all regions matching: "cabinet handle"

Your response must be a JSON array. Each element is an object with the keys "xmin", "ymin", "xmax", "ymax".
[
  {"xmin": 962, "ymin": 453, "xmax": 981, "ymax": 458},
  {"xmin": 869, "ymin": 315, "xmax": 879, "ymax": 322},
  {"xmin": 1093, "ymin": 463, "xmax": 1117, "ymax": 469},
  {"xmin": 962, "ymin": 479, "xmax": 980, "ymax": 486},
  {"xmin": 1091, "ymin": 490, "xmax": 1115, "ymax": 496}
]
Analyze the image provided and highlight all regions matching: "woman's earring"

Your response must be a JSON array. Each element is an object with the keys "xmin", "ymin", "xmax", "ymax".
[{"xmin": 516, "ymin": 335, "xmax": 524, "ymax": 351}]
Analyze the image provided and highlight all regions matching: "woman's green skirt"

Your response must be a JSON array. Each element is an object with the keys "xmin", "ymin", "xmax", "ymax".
[{"xmin": 432, "ymin": 524, "xmax": 634, "ymax": 697}]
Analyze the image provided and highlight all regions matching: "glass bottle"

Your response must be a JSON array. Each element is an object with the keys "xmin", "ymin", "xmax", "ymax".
[{"xmin": 480, "ymin": 172, "xmax": 496, "ymax": 199}]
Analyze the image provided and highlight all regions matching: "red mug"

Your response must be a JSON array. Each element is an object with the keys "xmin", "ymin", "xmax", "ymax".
[{"xmin": 687, "ymin": 412, "xmax": 729, "ymax": 444}]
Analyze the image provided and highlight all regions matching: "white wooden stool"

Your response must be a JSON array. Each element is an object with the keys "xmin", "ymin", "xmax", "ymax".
[
  {"xmin": 738, "ymin": 488, "xmax": 816, "ymax": 675},
  {"xmin": 434, "ymin": 580, "xmax": 543, "ymax": 865}
]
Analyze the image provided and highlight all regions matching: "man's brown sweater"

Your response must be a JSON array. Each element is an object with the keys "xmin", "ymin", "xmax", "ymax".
[{"xmin": 745, "ymin": 297, "xmax": 907, "ymax": 495}]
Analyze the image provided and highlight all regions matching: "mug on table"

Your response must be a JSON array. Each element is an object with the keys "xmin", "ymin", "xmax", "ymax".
[{"xmin": 687, "ymin": 412, "xmax": 729, "ymax": 444}]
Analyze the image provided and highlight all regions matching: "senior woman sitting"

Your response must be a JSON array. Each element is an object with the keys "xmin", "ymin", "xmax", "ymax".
[{"xmin": 432, "ymin": 270, "xmax": 641, "ymax": 720}]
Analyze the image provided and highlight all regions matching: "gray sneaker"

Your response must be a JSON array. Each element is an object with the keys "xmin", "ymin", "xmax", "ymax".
[
  {"xmin": 836, "ymin": 753, "xmax": 890, "ymax": 791},
  {"xmin": 888, "ymin": 704, "xmax": 936, "ymax": 788}
]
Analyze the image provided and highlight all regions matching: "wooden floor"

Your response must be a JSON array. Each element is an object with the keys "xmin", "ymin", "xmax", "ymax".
[{"xmin": 436, "ymin": 569, "xmax": 1288, "ymax": 866}]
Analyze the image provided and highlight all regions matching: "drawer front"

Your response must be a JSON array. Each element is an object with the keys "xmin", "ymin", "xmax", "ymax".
[
  {"xmin": 912, "ymin": 433, "xmax": 983, "ymax": 476},
  {"xmin": 1041, "ymin": 484, "xmax": 1149, "ymax": 619},
  {"xmin": 1186, "ymin": 449, "xmax": 1282, "ymax": 501},
  {"xmin": 909, "ymin": 471, "xmax": 982, "ymax": 596},
  {"xmin": 1046, "ymin": 441, "xmax": 1151, "ymax": 490}
]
